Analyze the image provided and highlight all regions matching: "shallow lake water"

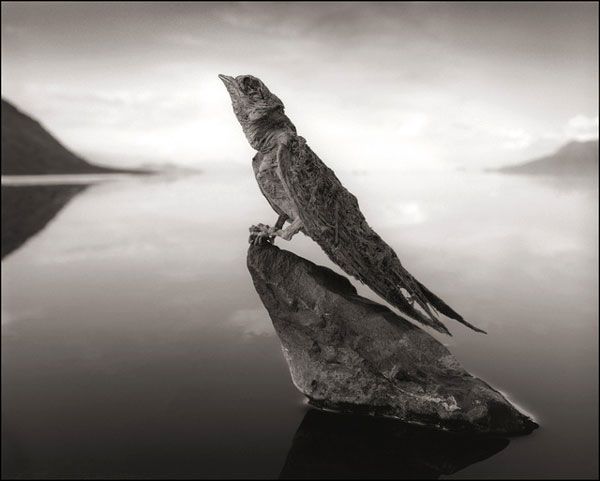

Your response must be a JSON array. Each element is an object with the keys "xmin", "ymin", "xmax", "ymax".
[{"xmin": 1, "ymin": 169, "xmax": 598, "ymax": 478}]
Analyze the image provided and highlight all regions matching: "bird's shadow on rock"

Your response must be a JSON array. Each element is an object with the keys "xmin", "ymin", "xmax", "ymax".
[{"xmin": 279, "ymin": 408, "xmax": 510, "ymax": 479}]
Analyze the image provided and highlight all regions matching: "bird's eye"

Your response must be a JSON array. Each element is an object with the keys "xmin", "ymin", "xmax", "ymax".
[
  {"xmin": 243, "ymin": 77, "xmax": 262, "ymax": 94},
  {"xmin": 241, "ymin": 77, "xmax": 253, "ymax": 91}
]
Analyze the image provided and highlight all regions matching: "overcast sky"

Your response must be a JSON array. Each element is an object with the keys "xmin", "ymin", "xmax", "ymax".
[{"xmin": 1, "ymin": 2, "xmax": 598, "ymax": 171}]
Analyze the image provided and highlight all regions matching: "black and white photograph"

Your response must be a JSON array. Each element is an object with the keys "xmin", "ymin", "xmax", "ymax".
[{"xmin": 1, "ymin": 1, "xmax": 598, "ymax": 479}]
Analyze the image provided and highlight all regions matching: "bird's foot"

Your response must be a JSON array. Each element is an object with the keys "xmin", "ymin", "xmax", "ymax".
[
  {"xmin": 249, "ymin": 223, "xmax": 277, "ymax": 246},
  {"xmin": 279, "ymin": 229, "xmax": 294, "ymax": 241}
]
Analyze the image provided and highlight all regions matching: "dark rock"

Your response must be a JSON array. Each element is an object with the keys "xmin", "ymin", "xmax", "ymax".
[
  {"xmin": 247, "ymin": 244, "xmax": 538, "ymax": 435},
  {"xmin": 280, "ymin": 408, "xmax": 510, "ymax": 479}
]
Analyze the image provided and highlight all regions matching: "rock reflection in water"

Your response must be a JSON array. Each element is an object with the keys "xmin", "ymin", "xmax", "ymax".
[
  {"xmin": 280, "ymin": 409, "xmax": 509, "ymax": 479},
  {"xmin": 1, "ymin": 184, "xmax": 88, "ymax": 259}
]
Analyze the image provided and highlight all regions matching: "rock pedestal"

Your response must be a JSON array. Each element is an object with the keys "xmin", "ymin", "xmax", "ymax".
[{"xmin": 247, "ymin": 244, "xmax": 537, "ymax": 435}]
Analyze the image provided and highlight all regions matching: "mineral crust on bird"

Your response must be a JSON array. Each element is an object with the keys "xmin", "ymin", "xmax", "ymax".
[{"xmin": 247, "ymin": 244, "xmax": 538, "ymax": 435}]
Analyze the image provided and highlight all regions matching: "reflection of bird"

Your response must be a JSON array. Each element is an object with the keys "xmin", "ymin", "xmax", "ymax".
[{"xmin": 219, "ymin": 74, "xmax": 484, "ymax": 335}]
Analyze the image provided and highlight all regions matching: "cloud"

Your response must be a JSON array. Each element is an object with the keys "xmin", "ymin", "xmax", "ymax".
[
  {"xmin": 382, "ymin": 202, "xmax": 427, "ymax": 226},
  {"xmin": 565, "ymin": 115, "xmax": 599, "ymax": 141},
  {"xmin": 498, "ymin": 128, "xmax": 534, "ymax": 150},
  {"xmin": 393, "ymin": 112, "xmax": 429, "ymax": 137},
  {"xmin": 536, "ymin": 114, "xmax": 599, "ymax": 146},
  {"xmin": 2, "ymin": 3, "xmax": 597, "ymax": 170},
  {"xmin": 1, "ymin": 306, "xmax": 43, "ymax": 326},
  {"xmin": 1, "ymin": 24, "xmax": 27, "ymax": 36},
  {"xmin": 24, "ymin": 83, "xmax": 200, "ymax": 128},
  {"xmin": 163, "ymin": 34, "xmax": 208, "ymax": 48}
]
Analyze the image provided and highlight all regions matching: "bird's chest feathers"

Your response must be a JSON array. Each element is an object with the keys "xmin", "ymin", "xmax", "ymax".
[{"xmin": 254, "ymin": 153, "xmax": 298, "ymax": 219}]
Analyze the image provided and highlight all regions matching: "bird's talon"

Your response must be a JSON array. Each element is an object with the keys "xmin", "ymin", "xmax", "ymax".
[{"xmin": 249, "ymin": 223, "xmax": 275, "ymax": 245}]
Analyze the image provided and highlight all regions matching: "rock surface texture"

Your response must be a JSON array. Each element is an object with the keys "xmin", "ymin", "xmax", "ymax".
[{"xmin": 247, "ymin": 244, "xmax": 538, "ymax": 435}]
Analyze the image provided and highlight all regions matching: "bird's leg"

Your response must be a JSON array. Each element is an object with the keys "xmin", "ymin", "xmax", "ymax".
[
  {"xmin": 274, "ymin": 217, "xmax": 303, "ymax": 241},
  {"xmin": 273, "ymin": 213, "xmax": 288, "ymax": 231},
  {"xmin": 248, "ymin": 214, "xmax": 289, "ymax": 246}
]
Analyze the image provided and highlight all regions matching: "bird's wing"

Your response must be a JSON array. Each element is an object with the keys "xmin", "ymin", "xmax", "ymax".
[
  {"xmin": 252, "ymin": 152, "xmax": 287, "ymax": 218},
  {"xmin": 277, "ymin": 136, "xmax": 485, "ymax": 335}
]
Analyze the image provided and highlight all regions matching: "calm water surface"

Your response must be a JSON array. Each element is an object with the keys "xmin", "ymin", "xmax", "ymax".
[{"xmin": 1, "ymin": 170, "xmax": 598, "ymax": 478}]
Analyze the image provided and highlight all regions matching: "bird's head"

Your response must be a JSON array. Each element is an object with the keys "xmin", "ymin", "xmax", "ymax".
[{"xmin": 219, "ymin": 74, "xmax": 289, "ymax": 149}]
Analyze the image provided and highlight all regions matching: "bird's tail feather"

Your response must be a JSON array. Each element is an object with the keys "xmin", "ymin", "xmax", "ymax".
[
  {"xmin": 388, "ymin": 265, "xmax": 486, "ymax": 335},
  {"xmin": 416, "ymin": 281, "xmax": 487, "ymax": 334},
  {"xmin": 409, "ymin": 305, "xmax": 452, "ymax": 335},
  {"xmin": 382, "ymin": 286, "xmax": 452, "ymax": 335}
]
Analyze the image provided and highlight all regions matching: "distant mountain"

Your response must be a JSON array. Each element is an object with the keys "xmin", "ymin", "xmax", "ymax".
[
  {"xmin": 497, "ymin": 140, "xmax": 599, "ymax": 176},
  {"xmin": 1, "ymin": 98, "xmax": 145, "ymax": 175}
]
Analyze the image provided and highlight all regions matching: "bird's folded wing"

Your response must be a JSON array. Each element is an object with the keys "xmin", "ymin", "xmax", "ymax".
[
  {"xmin": 276, "ymin": 136, "xmax": 467, "ymax": 335},
  {"xmin": 252, "ymin": 152, "xmax": 287, "ymax": 219},
  {"xmin": 276, "ymin": 136, "xmax": 346, "ymax": 244}
]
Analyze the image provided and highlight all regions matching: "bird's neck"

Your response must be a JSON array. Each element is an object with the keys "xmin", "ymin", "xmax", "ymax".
[{"xmin": 244, "ymin": 110, "xmax": 296, "ymax": 153}]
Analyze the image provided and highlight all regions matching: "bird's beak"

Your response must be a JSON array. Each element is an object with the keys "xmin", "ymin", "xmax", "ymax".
[
  {"xmin": 218, "ymin": 74, "xmax": 238, "ymax": 97},
  {"xmin": 218, "ymin": 74, "xmax": 235, "ymax": 85}
]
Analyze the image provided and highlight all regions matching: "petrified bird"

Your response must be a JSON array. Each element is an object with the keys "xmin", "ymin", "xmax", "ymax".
[{"xmin": 219, "ymin": 74, "xmax": 484, "ymax": 335}]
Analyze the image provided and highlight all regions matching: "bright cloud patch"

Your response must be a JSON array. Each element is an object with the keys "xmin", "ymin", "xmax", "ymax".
[{"xmin": 565, "ymin": 115, "xmax": 599, "ymax": 141}]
